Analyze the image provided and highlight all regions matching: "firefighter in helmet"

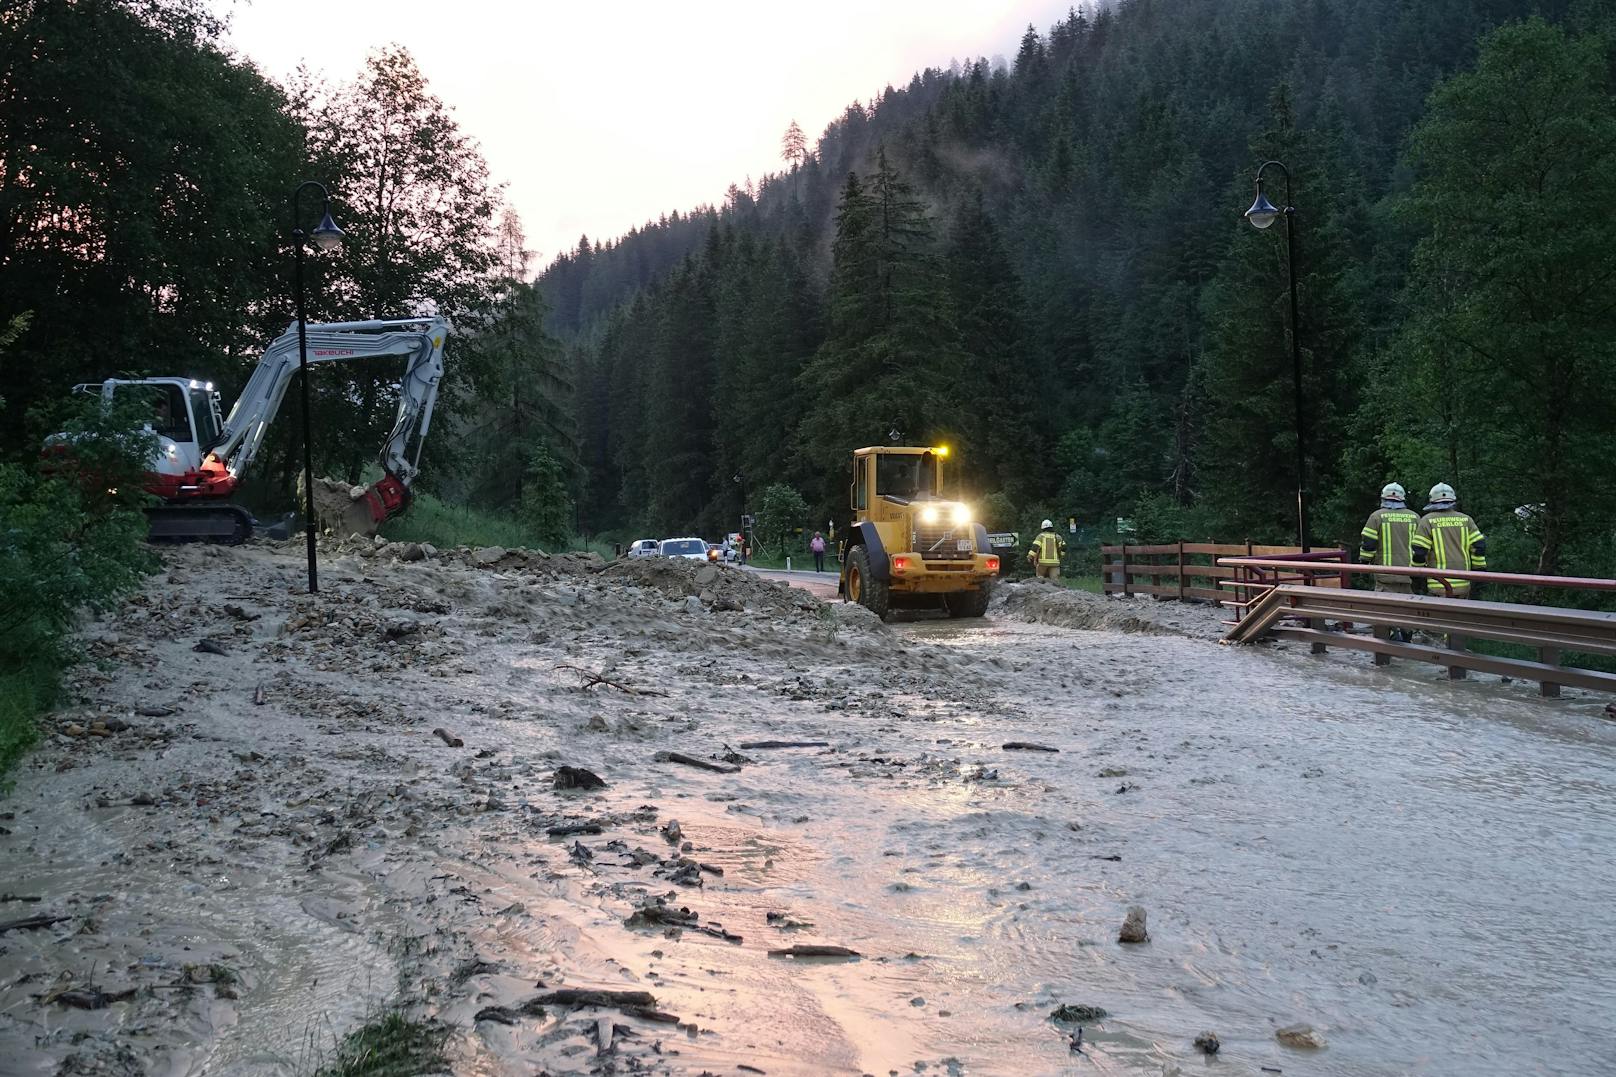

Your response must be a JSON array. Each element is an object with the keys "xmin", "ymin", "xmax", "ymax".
[
  {"xmin": 1027, "ymin": 519, "xmax": 1066, "ymax": 580},
  {"xmin": 1411, "ymin": 483, "xmax": 1487, "ymax": 598}
]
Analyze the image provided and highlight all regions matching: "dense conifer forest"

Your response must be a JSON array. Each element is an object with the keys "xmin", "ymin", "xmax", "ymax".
[
  {"xmin": 541, "ymin": 0, "xmax": 1616, "ymax": 580},
  {"xmin": 2, "ymin": 0, "xmax": 1613, "ymax": 579}
]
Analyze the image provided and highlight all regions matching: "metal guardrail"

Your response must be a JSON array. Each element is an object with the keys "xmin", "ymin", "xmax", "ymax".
[{"xmin": 1219, "ymin": 562, "xmax": 1616, "ymax": 697}]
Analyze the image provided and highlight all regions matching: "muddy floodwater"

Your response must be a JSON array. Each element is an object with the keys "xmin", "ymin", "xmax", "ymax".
[{"xmin": 2, "ymin": 542, "xmax": 1613, "ymax": 1076}]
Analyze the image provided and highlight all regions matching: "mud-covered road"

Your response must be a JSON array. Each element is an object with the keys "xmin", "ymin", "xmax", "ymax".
[{"xmin": 3, "ymin": 540, "xmax": 1613, "ymax": 1076}]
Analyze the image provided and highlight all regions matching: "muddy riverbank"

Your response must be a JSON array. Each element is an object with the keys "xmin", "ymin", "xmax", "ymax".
[{"xmin": 3, "ymin": 541, "xmax": 1613, "ymax": 1076}]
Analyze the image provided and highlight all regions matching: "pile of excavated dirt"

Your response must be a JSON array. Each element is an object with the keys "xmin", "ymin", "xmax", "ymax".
[
  {"xmin": 299, "ymin": 474, "xmax": 384, "ymax": 538},
  {"xmin": 991, "ymin": 579, "xmax": 1226, "ymax": 639}
]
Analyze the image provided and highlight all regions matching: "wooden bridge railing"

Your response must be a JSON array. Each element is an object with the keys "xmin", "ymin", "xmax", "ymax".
[{"xmin": 1101, "ymin": 542, "xmax": 1343, "ymax": 605}]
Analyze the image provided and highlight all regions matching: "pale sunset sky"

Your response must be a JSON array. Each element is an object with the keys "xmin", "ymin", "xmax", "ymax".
[{"xmin": 219, "ymin": 1, "xmax": 1074, "ymax": 269}]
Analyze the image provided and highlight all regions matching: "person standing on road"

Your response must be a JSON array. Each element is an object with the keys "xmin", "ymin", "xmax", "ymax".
[
  {"xmin": 810, "ymin": 531, "xmax": 826, "ymax": 573},
  {"xmin": 1358, "ymin": 482, "xmax": 1420, "ymax": 593},
  {"xmin": 1411, "ymin": 483, "xmax": 1487, "ymax": 598},
  {"xmin": 1027, "ymin": 519, "xmax": 1066, "ymax": 580}
]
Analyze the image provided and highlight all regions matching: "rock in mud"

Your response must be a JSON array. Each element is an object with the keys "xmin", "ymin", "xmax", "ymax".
[
  {"xmin": 192, "ymin": 638, "xmax": 228, "ymax": 655},
  {"xmin": 554, "ymin": 765, "xmax": 606, "ymax": 790},
  {"xmin": 1049, "ymin": 1003, "xmax": 1107, "ymax": 1023},
  {"xmin": 399, "ymin": 542, "xmax": 425, "ymax": 561},
  {"xmin": 473, "ymin": 545, "xmax": 507, "ymax": 565},
  {"xmin": 1193, "ymin": 1030, "xmax": 1220, "ymax": 1054},
  {"xmin": 1276, "ymin": 1023, "xmax": 1326, "ymax": 1049},
  {"xmin": 432, "ymin": 727, "xmax": 464, "ymax": 748},
  {"xmin": 1118, "ymin": 905, "xmax": 1149, "ymax": 944},
  {"xmin": 624, "ymin": 901, "xmax": 697, "ymax": 930}
]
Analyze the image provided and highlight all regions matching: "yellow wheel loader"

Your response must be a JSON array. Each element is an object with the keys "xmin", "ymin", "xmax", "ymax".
[{"xmin": 838, "ymin": 446, "xmax": 1000, "ymax": 620}]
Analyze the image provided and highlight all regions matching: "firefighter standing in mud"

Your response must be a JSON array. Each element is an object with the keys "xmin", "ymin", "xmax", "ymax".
[
  {"xmin": 1027, "ymin": 519, "xmax": 1066, "ymax": 580},
  {"xmin": 1358, "ymin": 482, "xmax": 1420, "ymax": 593},
  {"xmin": 1412, "ymin": 482, "xmax": 1487, "ymax": 597}
]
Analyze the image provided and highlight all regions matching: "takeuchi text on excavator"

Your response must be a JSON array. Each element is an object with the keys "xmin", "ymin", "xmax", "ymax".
[
  {"xmin": 838, "ymin": 444, "xmax": 1000, "ymax": 620},
  {"xmin": 55, "ymin": 317, "xmax": 449, "ymax": 544}
]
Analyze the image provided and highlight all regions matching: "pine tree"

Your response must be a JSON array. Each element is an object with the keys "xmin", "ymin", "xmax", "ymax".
[
  {"xmin": 798, "ymin": 149, "xmax": 962, "ymax": 516},
  {"xmin": 1194, "ymin": 85, "xmax": 1368, "ymax": 545},
  {"xmin": 781, "ymin": 119, "xmax": 808, "ymax": 166}
]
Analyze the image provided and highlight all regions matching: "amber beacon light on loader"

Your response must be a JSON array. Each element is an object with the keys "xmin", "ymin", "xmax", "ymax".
[{"xmin": 838, "ymin": 445, "xmax": 999, "ymax": 620}]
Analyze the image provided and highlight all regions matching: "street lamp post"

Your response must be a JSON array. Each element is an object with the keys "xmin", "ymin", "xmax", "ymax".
[
  {"xmin": 732, "ymin": 472, "xmax": 747, "ymax": 564},
  {"xmin": 1244, "ymin": 160, "xmax": 1309, "ymax": 552},
  {"xmin": 290, "ymin": 180, "xmax": 346, "ymax": 593}
]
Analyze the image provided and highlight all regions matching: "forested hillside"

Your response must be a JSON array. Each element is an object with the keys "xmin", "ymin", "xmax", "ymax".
[{"xmin": 545, "ymin": 0, "xmax": 1616, "ymax": 579}]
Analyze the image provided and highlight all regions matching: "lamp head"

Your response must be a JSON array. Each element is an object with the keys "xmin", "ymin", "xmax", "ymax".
[
  {"xmin": 310, "ymin": 209, "xmax": 345, "ymax": 252},
  {"xmin": 1245, "ymin": 188, "xmax": 1281, "ymax": 230}
]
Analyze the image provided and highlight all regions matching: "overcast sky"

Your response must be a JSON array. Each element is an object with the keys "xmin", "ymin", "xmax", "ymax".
[{"xmin": 220, "ymin": 1, "xmax": 1072, "ymax": 268}]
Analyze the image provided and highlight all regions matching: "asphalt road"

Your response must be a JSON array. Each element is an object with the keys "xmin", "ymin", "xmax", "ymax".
[{"xmin": 744, "ymin": 564, "xmax": 841, "ymax": 600}]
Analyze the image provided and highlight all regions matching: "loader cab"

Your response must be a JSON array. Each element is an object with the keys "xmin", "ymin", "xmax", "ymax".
[{"xmin": 850, "ymin": 446, "xmax": 944, "ymax": 521}]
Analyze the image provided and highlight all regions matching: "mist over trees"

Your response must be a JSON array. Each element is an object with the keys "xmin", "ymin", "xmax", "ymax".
[{"xmin": 544, "ymin": 0, "xmax": 1615, "ymax": 581}]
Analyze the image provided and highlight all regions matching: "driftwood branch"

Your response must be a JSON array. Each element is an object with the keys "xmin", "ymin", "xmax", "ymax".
[{"xmin": 556, "ymin": 664, "xmax": 668, "ymax": 696}]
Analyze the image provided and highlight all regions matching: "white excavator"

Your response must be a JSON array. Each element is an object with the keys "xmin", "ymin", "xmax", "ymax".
[{"xmin": 65, "ymin": 317, "xmax": 448, "ymax": 544}]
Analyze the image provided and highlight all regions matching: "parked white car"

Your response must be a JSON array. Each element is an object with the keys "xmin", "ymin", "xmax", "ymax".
[
  {"xmin": 626, "ymin": 538, "xmax": 661, "ymax": 559},
  {"xmin": 659, "ymin": 537, "xmax": 709, "ymax": 561}
]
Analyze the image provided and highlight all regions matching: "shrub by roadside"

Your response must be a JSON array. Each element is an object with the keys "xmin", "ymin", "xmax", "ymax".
[{"xmin": 0, "ymin": 396, "xmax": 156, "ymax": 779}]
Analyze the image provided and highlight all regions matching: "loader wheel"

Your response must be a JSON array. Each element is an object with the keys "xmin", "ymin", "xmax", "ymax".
[
  {"xmin": 944, "ymin": 583, "xmax": 992, "ymax": 619},
  {"xmin": 845, "ymin": 547, "xmax": 890, "ymax": 620}
]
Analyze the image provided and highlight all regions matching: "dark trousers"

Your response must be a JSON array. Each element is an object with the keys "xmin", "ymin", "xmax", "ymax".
[{"xmin": 813, "ymin": 551, "xmax": 825, "ymax": 572}]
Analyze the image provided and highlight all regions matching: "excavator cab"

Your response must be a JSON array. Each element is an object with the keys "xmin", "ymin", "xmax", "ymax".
[{"xmin": 839, "ymin": 446, "xmax": 999, "ymax": 620}]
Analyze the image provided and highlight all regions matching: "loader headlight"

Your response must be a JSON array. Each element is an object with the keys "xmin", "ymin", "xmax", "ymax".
[
  {"xmin": 952, "ymin": 504, "xmax": 972, "ymax": 526},
  {"xmin": 920, "ymin": 506, "xmax": 940, "ymax": 525}
]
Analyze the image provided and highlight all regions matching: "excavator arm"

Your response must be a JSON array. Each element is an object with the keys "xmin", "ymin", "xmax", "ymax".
[{"xmin": 216, "ymin": 317, "xmax": 448, "ymax": 488}]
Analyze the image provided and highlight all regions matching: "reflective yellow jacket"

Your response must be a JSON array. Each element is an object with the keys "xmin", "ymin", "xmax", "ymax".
[
  {"xmin": 1027, "ymin": 530, "xmax": 1066, "ymax": 566},
  {"xmin": 1411, "ymin": 509, "xmax": 1486, "ymax": 595}
]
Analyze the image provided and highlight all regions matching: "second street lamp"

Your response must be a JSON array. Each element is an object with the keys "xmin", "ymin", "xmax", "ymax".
[
  {"xmin": 290, "ymin": 180, "xmax": 346, "ymax": 594},
  {"xmin": 1245, "ymin": 159, "xmax": 1309, "ymax": 552}
]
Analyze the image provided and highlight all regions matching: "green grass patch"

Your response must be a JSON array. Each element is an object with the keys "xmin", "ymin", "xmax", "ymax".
[
  {"xmin": 1058, "ymin": 574, "xmax": 1105, "ymax": 594},
  {"xmin": 381, "ymin": 492, "xmax": 611, "ymax": 558},
  {"xmin": 0, "ymin": 662, "xmax": 54, "ymax": 783},
  {"xmin": 315, "ymin": 1010, "xmax": 447, "ymax": 1077}
]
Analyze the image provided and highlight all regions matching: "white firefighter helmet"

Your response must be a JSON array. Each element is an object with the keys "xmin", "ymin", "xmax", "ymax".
[
  {"xmin": 1428, "ymin": 482, "xmax": 1457, "ymax": 505},
  {"xmin": 1380, "ymin": 482, "xmax": 1406, "ymax": 502},
  {"xmin": 1041, "ymin": 519, "xmax": 1054, "ymax": 530}
]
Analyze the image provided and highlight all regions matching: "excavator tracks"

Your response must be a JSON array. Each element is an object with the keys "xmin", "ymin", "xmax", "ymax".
[{"xmin": 145, "ymin": 503, "xmax": 254, "ymax": 545}]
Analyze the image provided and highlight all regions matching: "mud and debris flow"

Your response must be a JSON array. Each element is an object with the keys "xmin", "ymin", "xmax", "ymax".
[{"xmin": 2, "ymin": 540, "xmax": 1614, "ymax": 1075}]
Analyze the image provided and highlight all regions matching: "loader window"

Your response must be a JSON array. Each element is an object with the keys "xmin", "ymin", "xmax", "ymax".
[
  {"xmin": 853, "ymin": 460, "xmax": 868, "ymax": 511},
  {"xmin": 876, "ymin": 454, "xmax": 936, "ymax": 501}
]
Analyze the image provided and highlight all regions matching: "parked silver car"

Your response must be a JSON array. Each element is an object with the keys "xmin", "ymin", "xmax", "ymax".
[{"xmin": 658, "ymin": 537, "xmax": 709, "ymax": 561}]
